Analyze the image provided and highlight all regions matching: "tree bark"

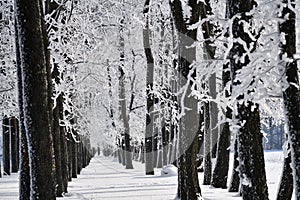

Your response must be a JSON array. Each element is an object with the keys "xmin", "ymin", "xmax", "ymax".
[
  {"xmin": 52, "ymin": 63, "xmax": 64, "ymax": 196},
  {"xmin": 228, "ymin": 139, "xmax": 240, "ymax": 192},
  {"xmin": 170, "ymin": 0, "xmax": 202, "ymax": 199},
  {"xmin": 276, "ymin": 139, "xmax": 293, "ymax": 200},
  {"xmin": 203, "ymin": 102, "xmax": 212, "ymax": 185},
  {"xmin": 77, "ymin": 138, "xmax": 83, "ymax": 174},
  {"xmin": 227, "ymin": 0, "xmax": 269, "ymax": 199},
  {"xmin": 278, "ymin": 0, "xmax": 300, "ymax": 198},
  {"xmin": 58, "ymin": 94, "xmax": 69, "ymax": 193},
  {"xmin": 143, "ymin": 0, "xmax": 155, "ymax": 175},
  {"xmin": 211, "ymin": 63, "xmax": 231, "ymax": 189},
  {"xmin": 2, "ymin": 117, "xmax": 10, "ymax": 175},
  {"xmin": 15, "ymin": 20, "xmax": 30, "ymax": 199},
  {"xmin": 14, "ymin": 0, "xmax": 56, "ymax": 198},
  {"xmin": 10, "ymin": 117, "xmax": 19, "ymax": 173},
  {"xmin": 71, "ymin": 132, "xmax": 78, "ymax": 178}
]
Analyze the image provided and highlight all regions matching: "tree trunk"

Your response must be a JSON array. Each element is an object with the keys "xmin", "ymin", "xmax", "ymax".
[
  {"xmin": 67, "ymin": 135, "xmax": 73, "ymax": 181},
  {"xmin": 10, "ymin": 117, "xmax": 19, "ymax": 173},
  {"xmin": 227, "ymin": 0, "xmax": 269, "ymax": 199},
  {"xmin": 203, "ymin": 102, "xmax": 212, "ymax": 185},
  {"xmin": 15, "ymin": 22, "xmax": 30, "ymax": 199},
  {"xmin": 211, "ymin": 63, "xmax": 231, "ymax": 189},
  {"xmin": 170, "ymin": 0, "xmax": 202, "ymax": 199},
  {"xmin": 143, "ymin": 0, "xmax": 155, "ymax": 175},
  {"xmin": 279, "ymin": 0, "xmax": 300, "ymax": 198},
  {"xmin": 14, "ymin": 0, "xmax": 56, "ymax": 198},
  {"xmin": 52, "ymin": 67, "xmax": 64, "ymax": 196},
  {"xmin": 209, "ymin": 73, "xmax": 218, "ymax": 159},
  {"xmin": 2, "ymin": 117, "xmax": 10, "ymax": 175},
  {"xmin": 228, "ymin": 139, "xmax": 240, "ymax": 192},
  {"xmin": 77, "ymin": 138, "xmax": 83, "ymax": 174},
  {"xmin": 276, "ymin": 139, "xmax": 293, "ymax": 200},
  {"xmin": 58, "ymin": 93, "xmax": 69, "ymax": 193},
  {"xmin": 71, "ymin": 133, "xmax": 78, "ymax": 178}
]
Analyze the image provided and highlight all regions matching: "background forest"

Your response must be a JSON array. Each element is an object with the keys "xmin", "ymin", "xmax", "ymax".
[{"xmin": 0, "ymin": 0, "xmax": 300, "ymax": 199}]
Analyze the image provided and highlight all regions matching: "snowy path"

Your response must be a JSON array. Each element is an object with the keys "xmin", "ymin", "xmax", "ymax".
[
  {"xmin": 61, "ymin": 156, "xmax": 243, "ymax": 200},
  {"xmin": 0, "ymin": 151, "xmax": 286, "ymax": 199}
]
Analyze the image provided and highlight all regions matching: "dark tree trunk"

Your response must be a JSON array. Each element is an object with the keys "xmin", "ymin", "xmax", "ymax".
[
  {"xmin": 67, "ymin": 135, "xmax": 73, "ymax": 181},
  {"xmin": 143, "ymin": 0, "xmax": 155, "ymax": 175},
  {"xmin": 162, "ymin": 125, "xmax": 168, "ymax": 166},
  {"xmin": 58, "ymin": 93, "xmax": 69, "ymax": 193},
  {"xmin": 2, "ymin": 117, "xmax": 10, "ymax": 175},
  {"xmin": 71, "ymin": 133, "xmax": 78, "ymax": 178},
  {"xmin": 10, "ymin": 117, "xmax": 19, "ymax": 173},
  {"xmin": 153, "ymin": 131, "xmax": 158, "ymax": 167},
  {"xmin": 170, "ymin": 0, "xmax": 202, "ymax": 199},
  {"xmin": 279, "ymin": 0, "xmax": 300, "ymax": 198},
  {"xmin": 200, "ymin": 0, "xmax": 215, "ymax": 183},
  {"xmin": 211, "ymin": 63, "xmax": 231, "ymax": 189},
  {"xmin": 77, "ymin": 138, "xmax": 83, "ymax": 174},
  {"xmin": 117, "ymin": 14, "xmax": 133, "ymax": 170},
  {"xmin": 276, "ymin": 139, "xmax": 293, "ymax": 200},
  {"xmin": 14, "ymin": 0, "xmax": 56, "ymax": 198},
  {"xmin": 15, "ymin": 21, "xmax": 30, "ymax": 199},
  {"xmin": 203, "ymin": 102, "xmax": 212, "ymax": 185},
  {"xmin": 227, "ymin": 0, "xmax": 269, "ymax": 199},
  {"xmin": 52, "ymin": 66, "xmax": 64, "ymax": 197},
  {"xmin": 237, "ymin": 103, "xmax": 268, "ymax": 199},
  {"xmin": 228, "ymin": 139, "xmax": 240, "ymax": 192},
  {"xmin": 209, "ymin": 74, "xmax": 218, "ymax": 159}
]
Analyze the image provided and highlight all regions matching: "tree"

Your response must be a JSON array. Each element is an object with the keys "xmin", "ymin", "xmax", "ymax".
[
  {"xmin": 15, "ymin": 15, "xmax": 30, "ymax": 199},
  {"xmin": 143, "ymin": 0, "xmax": 155, "ymax": 175},
  {"xmin": 170, "ymin": 0, "xmax": 202, "ymax": 199},
  {"xmin": 211, "ymin": 2, "xmax": 232, "ymax": 188},
  {"xmin": 278, "ymin": 0, "xmax": 300, "ymax": 198},
  {"xmin": 2, "ymin": 117, "xmax": 10, "ymax": 175},
  {"xmin": 119, "ymin": 14, "xmax": 133, "ymax": 170},
  {"xmin": 276, "ymin": 134, "xmax": 293, "ymax": 200},
  {"xmin": 14, "ymin": 0, "xmax": 56, "ymax": 199},
  {"xmin": 227, "ymin": 0, "xmax": 269, "ymax": 199}
]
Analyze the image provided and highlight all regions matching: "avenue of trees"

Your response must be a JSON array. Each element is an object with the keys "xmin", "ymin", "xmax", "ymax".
[{"xmin": 0, "ymin": 0, "xmax": 300, "ymax": 199}]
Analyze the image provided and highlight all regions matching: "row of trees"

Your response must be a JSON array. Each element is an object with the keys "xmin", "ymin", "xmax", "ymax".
[
  {"xmin": 140, "ymin": 0, "xmax": 299, "ymax": 199},
  {"xmin": 1, "ymin": 0, "xmax": 300, "ymax": 199},
  {"xmin": 1, "ymin": 0, "xmax": 96, "ymax": 199}
]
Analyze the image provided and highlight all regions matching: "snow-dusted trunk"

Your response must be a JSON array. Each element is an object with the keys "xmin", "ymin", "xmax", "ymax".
[
  {"xmin": 276, "ymin": 136, "xmax": 293, "ymax": 200},
  {"xmin": 67, "ymin": 133, "xmax": 73, "ymax": 181},
  {"xmin": 170, "ymin": 0, "xmax": 202, "ymax": 199},
  {"xmin": 143, "ymin": 0, "xmax": 155, "ymax": 175},
  {"xmin": 15, "ymin": 24, "xmax": 30, "ymax": 199},
  {"xmin": 227, "ymin": 0, "xmax": 268, "ymax": 199},
  {"xmin": 77, "ymin": 136, "xmax": 83, "ymax": 174},
  {"xmin": 118, "ymin": 17, "xmax": 133, "ymax": 170},
  {"xmin": 10, "ymin": 117, "xmax": 19, "ymax": 173},
  {"xmin": 228, "ymin": 139, "xmax": 240, "ymax": 192},
  {"xmin": 118, "ymin": 64, "xmax": 134, "ymax": 169},
  {"xmin": 211, "ymin": 59, "xmax": 231, "ymax": 188},
  {"xmin": 209, "ymin": 74, "xmax": 218, "ymax": 158},
  {"xmin": 278, "ymin": 0, "xmax": 300, "ymax": 198},
  {"xmin": 58, "ymin": 94, "xmax": 69, "ymax": 193},
  {"xmin": 14, "ymin": 0, "xmax": 56, "ymax": 199},
  {"xmin": 71, "ymin": 131, "xmax": 78, "ymax": 178},
  {"xmin": 52, "ymin": 64, "xmax": 64, "ymax": 196},
  {"xmin": 2, "ymin": 117, "xmax": 10, "ymax": 175},
  {"xmin": 203, "ymin": 102, "xmax": 212, "ymax": 185}
]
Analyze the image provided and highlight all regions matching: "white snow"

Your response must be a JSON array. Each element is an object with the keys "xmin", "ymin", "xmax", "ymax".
[
  {"xmin": 0, "ymin": 151, "xmax": 295, "ymax": 200},
  {"xmin": 160, "ymin": 164, "xmax": 178, "ymax": 177}
]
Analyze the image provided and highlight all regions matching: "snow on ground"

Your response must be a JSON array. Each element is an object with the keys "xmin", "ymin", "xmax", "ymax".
[{"xmin": 0, "ymin": 151, "xmax": 289, "ymax": 199}]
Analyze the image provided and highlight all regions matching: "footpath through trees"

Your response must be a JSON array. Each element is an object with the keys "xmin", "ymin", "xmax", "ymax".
[{"xmin": 0, "ymin": 152, "xmax": 290, "ymax": 200}]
